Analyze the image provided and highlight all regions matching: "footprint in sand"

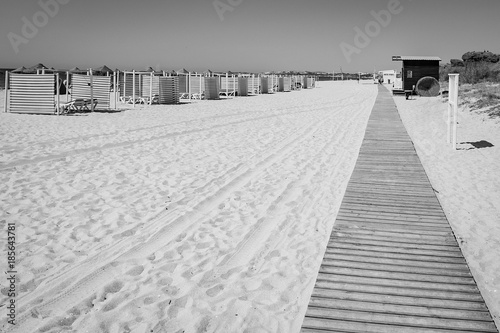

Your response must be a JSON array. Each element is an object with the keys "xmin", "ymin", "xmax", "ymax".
[
  {"xmin": 102, "ymin": 280, "xmax": 124, "ymax": 297},
  {"xmin": 126, "ymin": 265, "xmax": 144, "ymax": 276},
  {"xmin": 206, "ymin": 284, "xmax": 224, "ymax": 297},
  {"xmin": 176, "ymin": 232, "xmax": 187, "ymax": 242},
  {"xmin": 157, "ymin": 277, "xmax": 173, "ymax": 286}
]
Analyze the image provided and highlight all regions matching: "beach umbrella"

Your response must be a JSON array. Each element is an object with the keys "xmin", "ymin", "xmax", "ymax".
[
  {"xmin": 11, "ymin": 66, "xmax": 26, "ymax": 73},
  {"xmin": 94, "ymin": 65, "xmax": 112, "ymax": 75},
  {"xmin": 69, "ymin": 66, "xmax": 85, "ymax": 73},
  {"xmin": 176, "ymin": 68, "xmax": 189, "ymax": 75},
  {"xmin": 25, "ymin": 63, "xmax": 48, "ymax": 73},
  {"xmin": 146, "ymin": 67, "xmax": 163, "ymax": 75},
  {"xmin": 30, "ymin": 63, "xmax": 48, "ymax": 70}
]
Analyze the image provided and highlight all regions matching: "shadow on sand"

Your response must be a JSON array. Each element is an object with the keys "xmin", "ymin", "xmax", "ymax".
[{"xmin": 459, "ymin": 140, "xmax": 494, "ymax": 150}]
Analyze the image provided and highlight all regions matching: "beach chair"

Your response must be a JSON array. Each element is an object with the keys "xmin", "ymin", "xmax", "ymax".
[
  {"xmin": 191, "ymin": 92, "xmax": 204, "ymax": 100},
  {"xmin": 219, "ymin": 90, "xmax": 235, "ymax": 97},
  {"xmin": 139, "ymin": 94, "xmax": 159, "ymax": 105},
  {"xmin": 58, "ymin": 98, "xmax": 97, "ymax": 113},
  {"xmin": 120, "ymin": 96, "xmax": 132, "ymax": 103},
  {"xmin": 59, "ymin": 101, "xmax": 74, "ymax": 114}
]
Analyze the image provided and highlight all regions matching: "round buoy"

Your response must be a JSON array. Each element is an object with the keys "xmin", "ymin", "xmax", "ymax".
[{"xmin": 415, "ymin": 76, "xmax": 440, "ymax": 97}]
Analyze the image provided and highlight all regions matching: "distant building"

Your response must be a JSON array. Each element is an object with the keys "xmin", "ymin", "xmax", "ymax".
[
  {"xmin": 392, "ymin": 55, "xmax": 441, "ymax": 91},
  {"xmin": 378, "ymin": 70, "xmax": 396, "ymax": 84}
]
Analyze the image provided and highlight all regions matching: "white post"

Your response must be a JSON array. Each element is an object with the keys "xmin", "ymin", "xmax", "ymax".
[
  {"xmin": 123, "ymin": 71, "xmax": 127, "ymax": 101},
  {"xmin": 447, "ymin": 85, "xmax": 451, "ymax": 144},
  {"xmin": 150, "ymin": 72, "xmax": 153, "ymax": 105},
  {"xmin": 114, "ymin": 71, "xmax": 118, "ymax": 109},
  {"xmin": 452, "ymin": 74, "xmax": 459, "ymax": 150},
  {"xmin": 56, "ymin": 72, "xmax": 60, "ymax": 115},
  {"xmin": 66, "ymin": 71, "xmax": 69, "ymax": 102},
  {"xmin": 232, "ymin": 74, "xmax": 236, "ymax": 97},
  {"xmin": 4, "ymin": 71, "xmax": 9, "ymax": 112},
  {"xmin": 447, "ymin": 74, "xmax": 459, "ymax": 150},
  {"xmin": 89, "ymin": 69, "xmax": 94, "ymax": 112},
  {"xmin": 188, "ymin": 72, "xmax": 191, "ymax": 101},
  {"xmin": 225, "ymin": 72, "xmax": 228, "ymax": 97},
  {"xmin": 132, "ymin": 70, "xmax": 136, "ymax": 108}
]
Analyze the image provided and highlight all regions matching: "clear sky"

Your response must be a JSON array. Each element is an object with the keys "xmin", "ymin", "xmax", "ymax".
[{"xmin": 1, "ymin": 0, "xmax": 499, "ymax": 73}]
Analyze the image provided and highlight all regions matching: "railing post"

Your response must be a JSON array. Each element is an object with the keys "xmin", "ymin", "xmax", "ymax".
[
  {"xmin": 448, "ymin": 74, "xmax": 459, "ymax": 150},
  {"xmin": 4, "ymin": 71, "xmax": 9, "ymax": 113},
  {"xmin": 90, "ymin": 69, "xmax": 94, "ymax": 112},
  {"xmin": 132, "ymin": 70, "xmax": 136, "ymax": 108},
  {"xmin": 56, "ymin": 72, "xmax": 60, "ymax": 115}
]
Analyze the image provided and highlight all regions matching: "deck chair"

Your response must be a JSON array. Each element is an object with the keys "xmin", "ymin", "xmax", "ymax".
[
  {"xmin": 140, "ymin": 94, "xmax": 159, "ymax": 105},
  {"xmin": 219, "ymin": 90, "xmax": 235, "ymax": 97},
  {"xmin": 120, "ymin": 96, "xmax": 132, "ymax": 103},
  {"xmin": 191, "ymin": 92, "xmax": 204, "ymax": 100}
]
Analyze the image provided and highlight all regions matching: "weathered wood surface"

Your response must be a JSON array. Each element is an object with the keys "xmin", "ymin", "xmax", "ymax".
[{"xmin": 301, "ymin": 86, "xmax": 498, "ymax": 333}]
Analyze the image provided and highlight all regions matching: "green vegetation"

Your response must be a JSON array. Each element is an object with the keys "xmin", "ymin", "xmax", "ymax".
[
  {"xmin": 440, "ymin": 51, "xmax": 500, "ymax": 84},
  {"xmin": 440, "ymin": 51, "xmax": 500, "ymax": 119}
]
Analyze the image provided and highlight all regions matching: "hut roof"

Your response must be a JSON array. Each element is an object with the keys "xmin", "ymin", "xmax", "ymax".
[{"xmin": 393, "ymin": 56, "xmax": 441, "ymax": 61}]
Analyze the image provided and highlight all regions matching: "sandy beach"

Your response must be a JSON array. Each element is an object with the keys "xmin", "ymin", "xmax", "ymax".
[{"xmin": 1, "ymin": 81, "xmax": 499, "ymax": 332}]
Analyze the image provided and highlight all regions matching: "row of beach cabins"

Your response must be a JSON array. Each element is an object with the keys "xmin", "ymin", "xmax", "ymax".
[{"xmin": 2, "ymin": 65, "xmax": 317, "ymax": 115}]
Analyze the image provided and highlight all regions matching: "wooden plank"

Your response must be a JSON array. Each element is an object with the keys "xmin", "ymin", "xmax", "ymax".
[
  {"xmin": 304, "ymin": 308, "xmax": 498, "ymax": 332},
  {"xmin": 310, "ymin": 288, "xmax": 489, "ymax": 312},
  {"xmin": 330, "ymin": 232, "xmax": 459, "ymax": 249},
  {"xmin": 324, "ymin": 247, "xmax": 467, "ymax": 265},
  {"xmin": 340, "ymin": 204, "xmax": 447, "ymax": 216},
  {"xmin": 331, "ymin": 227, "xmax": 456, "ymax": 242},
  {"xmin": 343, "ymin": 191, "xmax": 438, "ymax": 202},
  {"xmin": 318, "ymin": 266, "xmax": 475, "ymax": 285},
  {"xmin": 336, "ymin": 213, "xmax": 449, "ymax": 225},
  {"xmin": 314, "ymin": 280, "xmax": 485, "ymax": 303},
  {"xmin": 301, "ymin": 316, "xmax": 489, "ymax": 333},
  {"xmin": 336, "ymin": 209, "xmax": 448, "ymax": 221},
  {"xmin": 320, "ymin": 259, "xmax": 472, "ymax": 278}
]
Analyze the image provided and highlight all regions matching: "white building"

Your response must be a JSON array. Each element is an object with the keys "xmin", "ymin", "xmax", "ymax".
[{"xmin": 378, "ymin": 70, "xmax": 396, "ymax": 84}]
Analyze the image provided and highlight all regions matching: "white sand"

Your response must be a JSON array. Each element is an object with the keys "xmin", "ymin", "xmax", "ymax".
[
  {"xmin": 394, "ymin": 91, "xmax": 500, "ymax": 328},
  {"xmin": 1, "ymin": 82, "xmax": 498, "ymax": 332},
  {"xmin": 0, "ymin": 82, "xmax": 378, "ymax": 332}
]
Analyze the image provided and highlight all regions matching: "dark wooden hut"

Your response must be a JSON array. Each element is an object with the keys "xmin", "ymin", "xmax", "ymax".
[{"xmin": 392, "ymin": 55, "xmax": 441, "ymax": 91}]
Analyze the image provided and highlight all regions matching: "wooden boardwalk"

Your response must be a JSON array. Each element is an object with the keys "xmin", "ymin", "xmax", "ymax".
[{"xmin": 301, "ymin": 85, "xmax": 498, "ymax": 333}]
